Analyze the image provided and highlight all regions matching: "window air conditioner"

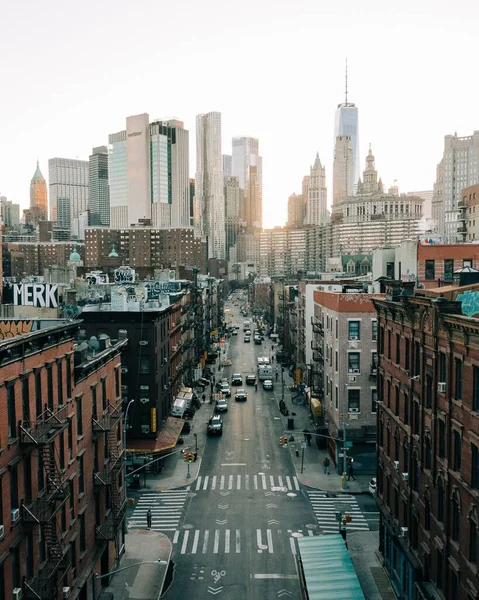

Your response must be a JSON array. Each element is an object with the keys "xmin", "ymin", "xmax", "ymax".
[
  {"xmin": 352, "ymin": 369, "xmax": 360, "ymax": 374},
  {"xmin": 172, "ymin": 345, "xmax": 177, "ymax": 352},
  {"xmin": 139, "ymin": 341, "xmax": 148, "ymax": 346},
  {"xmin": 13, "ymin": 589, "xmax": 23, "ymax": 600},
  {"xmin": 163, "ymin": 358, "xmax": 168, "ymax": 364},
  {"xmin": 394, "ymin": 460, "xmax": 399, "ymax": 470},
  {"xmin": 63, "ymin": 588, "xmax": 71, "ymax": 599},
  {"xmin": 11, "ymin": 508, "xmax": 20, "ymax": 523},
  {"xmin": 349, "ymin": 341, "xmax": 358, "ymax": 349},
  {"xmin": 438, "ymin": 382, "xmax": 446, "ymax": 393},
  {"xmin": 0, "ymin": 524, "xmax": 4, "ymax": 538},
  {"xmin": 350, "ymin": 335, "xmax": 358, "ymax": 340},
  {"xmin": 349, "ymin": 407, "xmax": 359, "ymax": 413},
  {"xmin": 400, "ymin": 527, "xmax": 408, "ymax": 538},
  {"xmin": 401, "ymin": 472, "xmax": 409, "ymax": 482},
  {"xmin": 121, "ymin": 367, "xmax": 128, "ymax": 374},
  {"xmin": 349, "ymin": 376, "xmax": 357, "ymax": 383}
]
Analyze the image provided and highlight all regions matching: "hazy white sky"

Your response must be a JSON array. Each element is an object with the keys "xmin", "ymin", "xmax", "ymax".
[{"xmin": 1, "ymin": 0, "xmax": 478, "ymax": 227}]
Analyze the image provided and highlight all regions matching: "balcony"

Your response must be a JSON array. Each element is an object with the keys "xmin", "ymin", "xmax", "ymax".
[
  {"xmin": 92, "ymin": 401, "xmax": 122, "ymax": 434},
  {"xmin": 457, "ymin": 223, "xmax": 467, "ymax": 233},
  {"xmin": 20, "ymin": 405, "xmax": 70, "ymax": 446},
  {"xmin": 95, "ymin": 499, "xmax": 127, "ymax": 541}
]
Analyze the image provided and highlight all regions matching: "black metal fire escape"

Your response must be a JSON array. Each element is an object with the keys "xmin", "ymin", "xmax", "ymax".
[
  {"xmin": 20, "ymin": 405, "xmax": 71, "ymax": 600},
  {"xmin": 93, "ymin": 402, "xmax": 126, "ymax": 541}
]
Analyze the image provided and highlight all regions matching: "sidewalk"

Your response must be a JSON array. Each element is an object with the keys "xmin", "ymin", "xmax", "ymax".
[
  {"xmin": 277, "ymin": 370, "xmax": 373, "ymax": 494},
  {"xmin": 98, "ymin": 530, "xmax": 172, "ymax": 600}
]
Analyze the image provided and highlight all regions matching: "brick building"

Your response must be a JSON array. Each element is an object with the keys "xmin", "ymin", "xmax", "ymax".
[
  {"xmin": 0, "ymin": 319, "xmax": 126, "ymax": 600},
  {"xmin": 373, "ymin": 281, "xmax": 479, "ymax": 599},
  {"xmin": 2, "ymin": 242, "xmax": 85, "ymax": 278},
  {"xmin": 417, "ymin": 241, "xmax": 479, "ymax": 288}
]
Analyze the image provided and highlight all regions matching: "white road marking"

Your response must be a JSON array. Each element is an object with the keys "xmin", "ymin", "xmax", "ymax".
[
  {"xmin": 293, "ymin": 476, "xmax": 300, "ymax": 490},
  {"xmin": 220, "ymin": 475, "xmax": 225, "ymax": 490},
  {"xmin": 270, "ymin": 475, "xmax": 274, "ymax": 487},
  {"xmin": 308, "ymin": 530, "xmax": 314, "ymax": 536},
  {"xmin": 211, "ymin": 476, "xmax": 217, "ymax": 490},
  {"xmin": 192, "ymin": 529, "xmax": 200, "ymax": 554},
  {"xmin": 225, "ymin": 529, "xmax": 230, "ymax": 553},
  {"xmin": 256, "ymin": 529, "xmax": 262, "ymax": 552},
  {"xmin": 261, "ymin": 474, "xmax": 267, "ymax": 489},
  {"xmin": 245, "ymin": 474, "xmax": 250, "ymax": 490},
  {"xmin": 228, "ymin": 475, "xmax": 233, "ymax": 490},
  {"xmin": 202, "ymin": 530, "xmax": 209, "ymax": 554},
  {"xmin": 195, "ymin": 477, "xmax": 202, "ymax": 491},
  {"xmin": 236, "ymin": 529, "xmax": 241, "ymax": 553},
  {"xmin": 254, "ymin": 475, "xmax": 258, "ymax": 489},
  {"xmin": 267, "ymin": 529, "xmax": 274, "ymax": 553},
  {"xmin": 213, "ymin": 530, "xmax": 220, "ymax": 553},
  {"xmin": 289, "ymin": 537, "xmax": 296, "ymax": 555},
  {"xmin": 181, "ymin": 530, "xmax": 189, "ymax": 554},
  {"xmin": 203, "ymin": 476, "xmax": 209, "ymax": 491},
  {"xmin": 173, "ymin": 530, "xmax": 179, "ymax": 544},
  {"xmin": 237, "ymin": 475, "xmax": 241, "ymax": 490},
  {"xmin": 253, "ymin": 574, "xmax": 299, "ymax": 580},
  {"xmin": 286, "ymin": 476, "xmax": 292, "ymax": 490}
]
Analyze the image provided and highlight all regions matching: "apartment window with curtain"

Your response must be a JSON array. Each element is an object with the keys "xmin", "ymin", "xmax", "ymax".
[
  {"xmin": 7, "ymin": 384, "xmax": 16, "ymax": 439},
  {"xmin": 348, "ymin": 389, "xmax": 360, "ymax": 412},
  {"xmin": 453, "ymin": 430, "xmax": 462, "ymax": 472},
  {"xmin": 348, "ymin": 321, "xmax": 360, "ymax": 340},
  {"xmin": 348, "ymin": 352, "xmax": 360, "ymax": 373}
]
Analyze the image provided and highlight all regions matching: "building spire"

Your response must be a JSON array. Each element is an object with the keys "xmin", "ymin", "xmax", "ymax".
[{"xmin": 345, "ymin": 58, "xmax": 348, "ymax": 104}]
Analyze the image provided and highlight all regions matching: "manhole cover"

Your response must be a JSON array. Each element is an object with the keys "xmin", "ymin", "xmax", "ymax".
[
  {"xmin": 287, "ymin": 492, "xmax": 297, "ymax": 497},
  {"xmin": 258, "ymin": 544, "xmax": 268, "ymax": 550}
]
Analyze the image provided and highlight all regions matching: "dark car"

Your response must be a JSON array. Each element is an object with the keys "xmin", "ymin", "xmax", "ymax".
[
  {"xmin": 246, "ymin": 374, "xmax": 256, "ymax": 385},
  {"xmin": 207, "ymin": 415, "xmax": 223, "ymax": 436},
  {"xmin": 231, "ymin": 373, "xmax": 242, "ymax": 385},
  {"xmin": 235, "ymin": 388, "xmax": 247, "ymax": 401},
  {"xmin": 216, "ymin": 397, "xmax": 228, "ymax": 412}
]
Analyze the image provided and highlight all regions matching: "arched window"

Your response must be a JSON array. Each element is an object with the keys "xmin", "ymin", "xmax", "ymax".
[
  {"xmin": 451, "ymin": 489, "xmax": 461, "ymax": 543},
  {"xmin": 437, "ymin": 476, "xmax": 445, "ymax": 523},
  {"xmin": 424, "ymin": 434, "xmax": 432, "ymax": 470},
  {"xmin": 412, "ymin": 451, "xmax": 420, "ymax": 492},
  {"xmin": 424, "ymin": 491, "xmax": 431, "ymax": 531},
  {"xmin": 468, "ymin": 506, "xmax": 478, "ymax": 565}
]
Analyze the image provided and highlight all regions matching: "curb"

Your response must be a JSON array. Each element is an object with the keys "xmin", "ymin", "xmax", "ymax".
[{"xmin": 157, "ymin": 532, "xmax": 173, "ymax": 599}]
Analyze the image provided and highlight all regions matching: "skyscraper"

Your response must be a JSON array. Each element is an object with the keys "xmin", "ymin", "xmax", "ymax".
[
  {"xmin": 334, "ymin": 62, "xmax": 360, "ymax": 190},
  {"xmin": 224, "ymin": 175, "xmax": 241, "ymax": 260},
  {"xmin": 305, "ymin": 153, "xmax": 328, "ymax": 225},
  {"xmin": 432, "ymin": 130, "xmax": 479, "ymax": 241},
  {"xmin": 108, "ymin": 113, "xmax": 190, "ymax": 229},
  {"xmin": 232, "ymin": 136, "xmax": 263, "ymax": 230},
  {"xmin": 287, "ymin": 193, "xmax": 305, "ymax": 227},
  {"xmin": 89, "ymin": 146, "xmax": 110, "ymax": 226},
  {"xmin": 333, "ymin": 135, "xmax": 353, "ymax": 204},
  {"xmin": 48, "ymin": 157, "xmax": 89, "ymax": 230},
  {"xmin": 29, "ymin": 161, "xmax": 48, "ymax": 222},
  {"xmin": 195, "ymin": 112, "xmax": 226, "ymax": 259},
  {"xmin": 223, "ymin": 154, "xmax": 232, "ymax": 176}
]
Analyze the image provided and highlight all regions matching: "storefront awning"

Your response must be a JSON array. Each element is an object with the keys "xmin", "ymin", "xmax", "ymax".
[{"xmin": 127, "ymin": 416, "xmax": 185, "ymax": 453}]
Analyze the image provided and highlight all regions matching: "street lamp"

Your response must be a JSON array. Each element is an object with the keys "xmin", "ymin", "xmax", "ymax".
[{"xmin": 94, "ymin": 560, "xmax": 168, "ymax": 599}]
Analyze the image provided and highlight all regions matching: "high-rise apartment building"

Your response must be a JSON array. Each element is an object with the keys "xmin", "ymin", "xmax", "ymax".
[
  {"xmin": 334, "ymin": 65, "xmax": 360, "ymax": 190},
  {"xmin": 0, "ymin": 196, "xmax": 20, "ymax": 228},
  {"xmin": 232, "ymin": 136, "xmax": 263, "ymax": 230},
  {"xmin": 29, "ymin": 160, "xmax": 48, "ymax": 221},
  {"xmin": 287, "ymin": 193, "xmax": 305, "ymax": 227},
  {"xmin": 109, "ymin": 114, "xmax": 190, "ymax": 229},
  {"xmin": 89, "ymin": 146, "xmax": 110, "ymax": 226},
  {"xmin": 431, "ymin": 131, "xmax": 479, "ymax": 242},
  {"xmin": 305, "ymin": 153, "xmax": 328, "ymax": 225},
  {"xmin": 195, "ymin": 112, "xmax": 226, "ymax": 259},
  {"xmin": 48, "ymin": 157, "xmax": 89, "ymax": 229},
  {"xmin": 224, "ymin": 175, "xmax": 241, "ymax": 260},
  {"xmin": 333, "ymin": 135, "xmax": 353, "ymax": 204},
  {"xmin": 222, "ymin": 154, "xmax": 232, "ymax": 176}
]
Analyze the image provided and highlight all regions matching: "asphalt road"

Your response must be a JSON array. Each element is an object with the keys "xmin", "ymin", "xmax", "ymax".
[{"xmin": 163, "ymin": 303, "xmax": 314, "ymax": 600}]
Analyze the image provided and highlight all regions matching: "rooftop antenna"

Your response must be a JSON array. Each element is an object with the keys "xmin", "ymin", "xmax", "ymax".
[{"xmin": 345, "ymin": 58, "xmax": 348, "ymax": 104}]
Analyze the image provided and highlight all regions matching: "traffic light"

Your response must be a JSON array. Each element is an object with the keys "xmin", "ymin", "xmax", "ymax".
[
  {"xmin": 280, "ymin": 436, "xmax": 288, "ymax": 447},
  {"xmin": 184, "ymin": 451, "xmax": 193, "ymax": 463}
]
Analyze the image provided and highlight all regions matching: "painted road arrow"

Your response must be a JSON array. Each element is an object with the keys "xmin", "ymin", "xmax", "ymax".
[
  {"xmin": 268, "ymin": 519, "xmax": 279, "ymax": 525},
  {"xmin": 219, "ymin": 491, "xmax": 230, "ymax": 496},
  {"xmin": 217, "ymin": 504, "xmax": 229, "ymax": 510},
  {"xmin": 278, "ymin": 590, "xmax": 293, "ymax": 598},
  {"xmin": 264, "ymin": 492, "xmax": 275, "ymax": 496},
  {"xmin": 208, "ymin": 586, "xmax": 224, "ymax": 595},
  {"xmin": 266, "ymin": 503, "xmax": 278, "ymax": 508},
  {"xmin": 215, "ymin": 519, "xmax": 228, "ymax": 525}
]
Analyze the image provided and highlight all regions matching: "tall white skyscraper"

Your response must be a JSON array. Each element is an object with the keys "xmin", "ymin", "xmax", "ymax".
[
  {"xmin": 432, "ymin": 131, "xmax": 479, "ymax": 241},
  {"xmin": 232, "ymin": 136, "xmax": 262, "ymax": 230},
  {"xmin": 48, "ymin": 157, "xmax": 89, "ymax": 230},
  {"xmin": 108, "ymin": 113, "xmax": 190, "ymax": 229},
  {"xmin": 333, "ymin": 135, "xmax": 353, "ymax": 204},
  {"xmin": 334, "ymin": 62, "xmax": 360, "ymax": 190},
  {"xmin": 305, "ymin": 153, "xmax": 328, "ymax": 225},
  {"xmin": 195, "ymin": 112, "xmax": 226, "ymax": 259}
]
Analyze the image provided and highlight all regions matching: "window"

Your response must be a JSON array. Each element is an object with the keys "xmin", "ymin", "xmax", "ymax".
[
  {"xmin": 396, "ymin": 334, "xmax": 401, "ymax": 365},
  {"xmin": 66, "ymin": 356, "xmax": 72, "ymax": 399},
  {"xmin": 470, "ymin": 520, "xmax": 478, "ymax": 564},
  {"xmin": 335, "ymin": 386, "xmax": 339, "ymax": 409},
  {"xmin": 405, "ymin": 339, "xmax": 410, "ymax": 371},
  {"xmin": 139, "ymin": 356, "xmax": 150, "ymax": 374},
  {"xmin": 413, "ymin": 401, "xmax": 420, "ymax": 435},
  {"xmin": 404, "ymin": 393, "xmax": 409, "ymax": 425},
  {"xmin": 424, "ymin": 496, "xmax": 431, "ymax": 531},
  {"xmin": 102, "ymin": 378, "xmax": 107, "ymax": 411},
  {"xmin": 47, "ymin": 365, "xmax": 53, "ymax": 409},
  {"xmin": 414, "ymin": 341, "xmax": 421, "ymax": 377},
  {"xmin": 472, "ymin": 444, "xmax": 479, "ymax": 489},
  {"xmin": 7, "ymin": 384, "xmax": 16, "ymax": 439},
  {"xmin": 474, "ymin": 366, "xmax": 479, "ymax": 411},
  {"xmin": 91, "ymin": 385, "xmax": 97, "ymax": 420},
  {"xmin": 455, "ymin": 358, "xmax": 463, "ymax": 400},
  {"xmin": 348, "ymin": 321, "xmax": 360, "ymax": 340},
  {"xmin": 57, "ymin": 361, "xmax": 63, "ymax": 405},
  {"xmin": 425, "ymin": 259, "xmax": 435, "ymax": 280},
  {"xmin": 395, "ymin": 387, "xmax": 400, "ymax": 416},
  {"xmin": 444, "ymin": 259, "xmax": 454, "ymax": 282},
  {"xmin": 379, "ymin": 327, "xmax": 384, "ymax": 354},
  {"xmin": 22, "ymin": 376, "xmax": 30, "ymax": 421},
  {"xmin": 35, "ymin": 370, "xmax": 42, "ymax": 417},
  {"xmin": 452, "ymin": 498, "xmax": 460, "ymax": 543},
  {"xmin": 76, "ymin": 396, "xmax": 83, "ymax": 436},
  {"xmin": 372, "ymin": 321, "xmax": 377, "ymax": 341},
  {"xmin": 335, "ymin": 351, "xmax": 338, "ymax": 372},
  {"xmin": 453, "ymin": 430, "xmax": 462, "ymax": 472},
  {"xmin": 464, "ymin": 259, "xmax": 473, "ymax": 268},
  {"xmin": 335, "ymin": 319, "xmax": 338, "ymax": 339},
  {"xmin": 348, "ymin": 352, "xmax": 360, "ymax": 373},
  {"xmin": 80, "ymin": 513, "xmax": 86, "ymax": 553},
  {"xmin": 388, "ymin": 330, "xmax": 391, "ymax": 359},
  {"xmin": 115, "ymin": 367, "xmax": 120, "ymax": 398},
  {"xmin": 78, "ymin": 455, "xmax": 84, "ymax": 494},
  {"xmin": 372, "ymin": 389, "xmax": 377, "ymax": 413},
  {"xmin": 437, "ymin": 480, "xmax": 445, "ymax": 523},
  {"xmin": 348, "ymin": 389, "xmax": 360, "ymax": 412},
  {"xmin": 439, "ymin": 353, "xmax": 446, "ymax": 384},
  {"xmin": 436, "ymin": 550, "xmax": 443, "ymax": 590},
  {"xmin": 425, "ymin": 374, "xmax": 432, "ymax": 409},
  {"xmin": 425, "ymin": 436, "xmax": 432, "ymax": 470},
  {"xmin": 412, "ymin": 455, "xmax": 419, "ymax": 491},
  {"xmin": 438, "ymin": 420, "xmax": 446, "ymax": 458}
]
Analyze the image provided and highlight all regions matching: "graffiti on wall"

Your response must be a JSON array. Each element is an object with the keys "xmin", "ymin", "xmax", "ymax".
[{"xmin": 0, "ymin": 320, "xmax": 35, "ymax": 339}]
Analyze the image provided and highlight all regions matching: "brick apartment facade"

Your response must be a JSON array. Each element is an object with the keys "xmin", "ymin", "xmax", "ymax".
[
  {"xmin": 373, "ymin": 282, "xmax": 479, "ymax": 599},
  {"xmin": 313, "ymin": 290, "xmax": 380, "ymax": 468},
  {"xmin": 2, "ymin": 243, "xmax": 85, "ymax": 278},
  {"xmin": 417, "ymin": 242, "xmax": 479, "ymax": 289},
  {"xmin": 0, "ymin": 319, "xmax": 126, "ymax": 600}
]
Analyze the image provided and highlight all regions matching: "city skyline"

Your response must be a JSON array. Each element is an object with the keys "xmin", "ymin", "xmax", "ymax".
[{"xmin": 0, "ymin": 0, "xmax": 478, "ymax": 229}]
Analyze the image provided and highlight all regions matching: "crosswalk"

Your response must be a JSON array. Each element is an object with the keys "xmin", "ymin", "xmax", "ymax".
[
  {"xmin": 128, "ymin": 490, "xmax": 189, "ymax": 532},
  {"xmin": 308, "ymin": 491, "xmax": 377, "ymax": 533},
  {"xmin": 187, "ymin": 474, "xmax": 300, "ymax": 492},
  {"xmin": 172, "ymin": 527, "xmax": 315, "ymax": 556}
]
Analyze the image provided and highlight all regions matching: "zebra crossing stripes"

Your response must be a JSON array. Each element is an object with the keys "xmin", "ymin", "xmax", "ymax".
[
  {"xmin": 307, "ymin": 491, "xmax": 371, "ymax": 533},
  {"xmin": 172, "ymin": 528, "xmax": 309, "ymax": 555},
  {"xmin": 192, "ymin": 474, "xmax": 300, "ymax": 492},
  {"xmin": 128, "ymin": 490, "xmax": 188, "ymax": 532}
]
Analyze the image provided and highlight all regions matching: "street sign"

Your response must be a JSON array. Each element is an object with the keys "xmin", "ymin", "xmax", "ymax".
[
  {"xmin": 345, "ymin": 441, "xmax": 353, "ymax": 448},
  {"xmin": 338, "ymin": 453, "xmax": 344, "ymax": 458},
  {"xmin": 301, "ymin": 441, "xmax": 307, "ymax": 449}
]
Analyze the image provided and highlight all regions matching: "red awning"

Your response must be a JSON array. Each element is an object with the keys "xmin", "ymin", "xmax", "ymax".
[{"xmin": 127, "ymin": 416, "xmax": 185, "ymax": 453}]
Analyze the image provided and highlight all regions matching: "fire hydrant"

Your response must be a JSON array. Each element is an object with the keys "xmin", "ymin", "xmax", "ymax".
[{"xmin": 340, "ymin": 473, "xmax": 345, "ymax": 489}]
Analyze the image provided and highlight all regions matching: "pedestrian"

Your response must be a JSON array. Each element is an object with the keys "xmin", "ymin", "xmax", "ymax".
[
  {"xmin": 347, "ymin": 463, "xmax": 356, "ymax": 481},
  {"xmin": 202, "ymin": 393, "xmax": 206, "ymax": 404},
  {"xmin": 146, "ymin": 509, "xmax": 152, "ymax": 529},
  {"xmin": 322, "ymin": 456, "xmax": 330, "ymax": 475}
]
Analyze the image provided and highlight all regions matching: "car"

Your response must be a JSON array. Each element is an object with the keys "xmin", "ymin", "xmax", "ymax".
[
  {"xmin": 216, "ymin": 397, "xmax": 228, "ymax": 412},
  {"xmin": 220, "ymin": 383, "xmax": 231, "ymax": 397},
  {"xmin": 234, "ymin": 325, "xmax": 240, "ymax": 329},
  {"xmin": 207, "ymin": 415, "xmax": 223, "ymax": 436},
  {"xmin": 369, "ymin": 477, "xmax": 377, "ymax": 495},
  {"xmin": 231, "ymin": 373, "xmax": 242, "ymax": 385},
  {"xmin": 254, "ymin": 337, "xmax": 262, "ymax": 345},
  {"xmin": 244, "ymin": 336, "xmax": 251, "ymax": 343},
  {"xmin": 232, "ymin": 330, "xmax": 238, "ymax": 336},
  {"xmin": 263, "ymin": 379, "xmax": 273, "ymax": 390},
  {"xmin": 197, "ymin": 377, "xmax": 211, "ymax": 388},
  {"xmin": 246, "ymin": 374, "xmax": 256, "ymax": 385},
  {"xmin": 235, "ymin": 388, "xmax": 247, "ymax": 401}
]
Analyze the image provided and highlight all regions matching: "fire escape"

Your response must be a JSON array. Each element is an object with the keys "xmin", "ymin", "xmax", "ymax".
[
  {"xmin": 311, "ymin": 317, "xmax": 324, "ymax": 398},
  {"xmin": 93, "ymin": 402, "xmax": 126, "ymax": 542},
  {"xmin": 20, "ymin": 406, "xmax": 71, "ymax": 600}
]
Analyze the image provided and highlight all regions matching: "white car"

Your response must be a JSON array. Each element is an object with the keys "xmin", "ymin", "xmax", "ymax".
[
  {"xmin": 220, "ymin": 383, "xmax": 231, "ymax": 397},
  {"xmin": 263, "ymin": 379, "xmax": 273, "ymax": 390},
  {"xmin": 369, "ymin": 477, "xmax": 377, "ymax": 495}
]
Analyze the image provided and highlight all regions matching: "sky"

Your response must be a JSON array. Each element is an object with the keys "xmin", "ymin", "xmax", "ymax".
[{"xmin": 1, "ymin": 0, "xmax": 478, "ymax": 228}]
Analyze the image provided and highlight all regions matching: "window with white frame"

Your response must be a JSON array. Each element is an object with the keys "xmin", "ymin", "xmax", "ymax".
[
  {"xmin": 348, "ymin": 352, "xmax": 360, "ymax": 373},
  {"xmin": 348, "ymin": 321, "xmax": 360, "ymax": 340},
  {"xmin": 348, "ymin": 389, "xmax": 360, "ymax": 412}
]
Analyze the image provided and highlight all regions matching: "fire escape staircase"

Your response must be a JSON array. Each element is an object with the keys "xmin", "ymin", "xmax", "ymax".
[
  {"xmin": 93, "ymin": 403, "xmax": 126, "ymax": 541},
  {"xmin": 20, "ymin": 406, "xmax": 71, "ymax": 600}
]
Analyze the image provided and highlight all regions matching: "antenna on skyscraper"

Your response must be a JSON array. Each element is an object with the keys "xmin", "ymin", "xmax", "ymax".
[{"xmin": 345, "ymin": 58, "xmax": 348, "ymax": 104}]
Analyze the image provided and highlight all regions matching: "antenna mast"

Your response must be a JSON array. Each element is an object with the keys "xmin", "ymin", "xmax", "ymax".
[{"xmin": 345, "ymin": 58, "xmax": 348, "ymax": 104}]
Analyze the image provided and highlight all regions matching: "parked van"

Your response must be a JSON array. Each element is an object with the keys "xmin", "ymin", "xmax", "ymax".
[
  {"xmin": 171, "ymin": 397, "xmax": 188, "ymax": 418},
  {"xmin": 176, "ymin": 391, "xmax": 193, "ymax": 408},
  {"xmin": 243, "ymin": 320, "xmax": 251, "ymax": 330},
  {"xmin": 258, "ymin": 365, "xmax": 273, "ymax": 381}
]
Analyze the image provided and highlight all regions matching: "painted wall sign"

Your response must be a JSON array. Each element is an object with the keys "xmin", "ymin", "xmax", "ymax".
[{"xmin": 13, "ymin": 284, "xmax": 59, "ymax": 308}]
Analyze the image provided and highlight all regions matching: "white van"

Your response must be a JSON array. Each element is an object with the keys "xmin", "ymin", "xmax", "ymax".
[
  {"xmin": 171, "ymin": 397, "xmax": 188, "ymax": 418},
  {"xmin": 258, "ymin": 365, "xmax": 273, "ymax": 381}
]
